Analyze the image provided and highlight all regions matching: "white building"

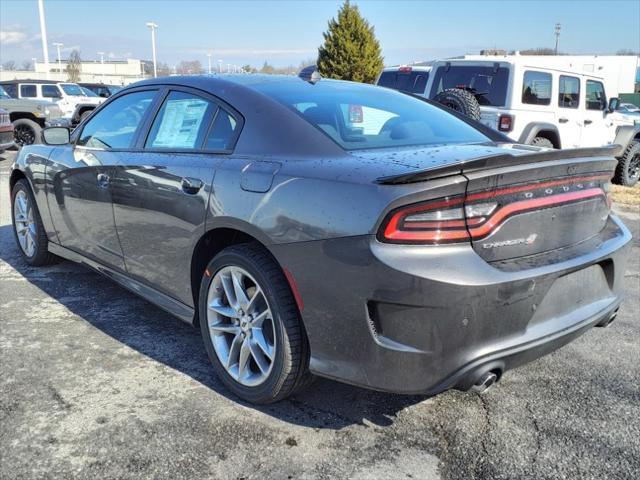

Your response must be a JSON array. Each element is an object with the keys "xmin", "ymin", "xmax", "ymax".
[{"xmin": 0, "ymin": 58, "xmax": 151, "ymax": 85}]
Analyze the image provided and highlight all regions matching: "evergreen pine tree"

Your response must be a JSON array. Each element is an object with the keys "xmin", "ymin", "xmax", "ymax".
[{"xmin": 317, "ymin": 0, "xmax": 384, "ymax": 83}]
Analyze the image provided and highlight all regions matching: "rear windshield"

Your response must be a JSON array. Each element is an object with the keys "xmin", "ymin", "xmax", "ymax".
[
  {"xmin": 429, "ymin": 65, "xmax": 510, "ymax": 107},
  {"xmin": 60, "ymin": 83, "xmax": 84, "ymax": 96},
  {"xmin": 377, "ymin": 70, "xmax": 429, "ymax": 94},
  {"xmin": 256, "ymin": 80, "xmax": 489, "ymax": 151}
]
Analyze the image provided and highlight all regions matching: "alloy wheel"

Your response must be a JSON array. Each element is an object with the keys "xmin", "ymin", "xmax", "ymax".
[
  {"xmin": 207, "ymin": 266, "xmax": 276, "ymax": 387},
  {"xmin": 14, "ymin": 125, "xmax": 35, "ymax": 146},
  {"xmin": 630, "ymin": 153, "xmax": 640, "ymax": 181},
  {"xmin": 13, "ymin": 190, "xmax": 37, "ymax": 257}
]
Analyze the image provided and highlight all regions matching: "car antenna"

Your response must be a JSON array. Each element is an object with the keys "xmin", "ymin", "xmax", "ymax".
[{"xmin": 298, "ymin": 65, "xmax": 321, "ymax": 84}]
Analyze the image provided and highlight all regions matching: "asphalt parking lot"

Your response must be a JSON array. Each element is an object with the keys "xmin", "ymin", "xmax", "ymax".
[{"xmin": 0, "ymin": 149, "xmax": 638, "ymax": 480}]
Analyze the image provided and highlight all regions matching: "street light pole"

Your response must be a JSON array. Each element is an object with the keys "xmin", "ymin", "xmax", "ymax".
[
  {"xmin": 146, "ymin": 22, "xmax": 158, "ymax": 77},
  {"xmin": 53, "ymin": 42, "xmax": 63, "ymax": 75},
  {"xmin": 207, "ymin": 53, "xmax": 212, "ymax": 74},
  {"xmin": 97, "ymin": 52, "xmax": 105, "ymax": 82},
  {"xmin": 37, "ymin": 0, "xmax": 51, "ymax": 79},
  {"xmin": 554, "ymin": 23, "xmax": 561, "ymax": 55}
]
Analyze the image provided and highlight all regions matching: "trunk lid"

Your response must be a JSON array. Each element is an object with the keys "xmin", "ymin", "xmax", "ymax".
[{"xmin": 376, "ymin": 144, "xmax": 619, "ymax": 261}]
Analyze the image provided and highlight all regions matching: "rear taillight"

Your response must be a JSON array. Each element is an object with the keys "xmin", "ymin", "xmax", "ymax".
[
  {"xmin": 498, "ymin": 114, "xmax": 514, "ymax": 132},
  {"xmin": 398, "ymin": 66, "xmax": 412, "ymax": 73},
  {"xmin": 379, "ymin": 174, "xmax": 611, "ymax": 245}
]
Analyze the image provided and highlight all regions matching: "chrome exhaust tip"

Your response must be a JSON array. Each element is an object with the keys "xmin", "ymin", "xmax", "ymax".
[
  {"xmin": 470, "ymin": 372, "xmax": 498, "ymax": 394},
  {"xmin": 596, "ymin": 308, "xmax": 619, "ymax": 328}
]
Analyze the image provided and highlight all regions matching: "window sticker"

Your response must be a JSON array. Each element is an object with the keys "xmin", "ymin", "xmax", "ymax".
[{"xmin": 151, "ymin": 98, "xmax": 208, "ymax": 148}]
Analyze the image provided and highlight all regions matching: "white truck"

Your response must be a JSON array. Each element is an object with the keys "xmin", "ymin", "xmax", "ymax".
[{"xmin": 378, "ymin": 55, "xmax": 640, "ymax": 186}]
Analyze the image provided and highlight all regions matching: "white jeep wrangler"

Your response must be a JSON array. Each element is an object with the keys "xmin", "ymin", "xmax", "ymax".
[{"xmin": 378, "ymin": 58, "xmax": 640, "ymax": 186}]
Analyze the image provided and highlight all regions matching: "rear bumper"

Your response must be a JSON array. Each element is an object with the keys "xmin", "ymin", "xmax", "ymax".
[{"xmin": 271, "ymin": 214, "xmax": 632, "ymax": 395}]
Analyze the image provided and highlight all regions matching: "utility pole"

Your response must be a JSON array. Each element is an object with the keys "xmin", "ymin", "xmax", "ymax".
[
  {"xmin": 97, "ymin": 52, "xmax": 105, "ymax": 82},
  {"xmin": 207, "ymin": 53, "xmax": 212, "ymax": 74},
  {"xmin": 37, "ymin": 0, "xmax": 51, "ymax": 79},
  {"xmin": 146, "ymin": 22, "xmax": 158, "ymax": 77},
  {"xmin": 53, "ymin": 42, "xmax": 63, "ymax": 74},
  {"xmin": 554, "ymin": 23, "xmax": 561, "ymax": 55}
]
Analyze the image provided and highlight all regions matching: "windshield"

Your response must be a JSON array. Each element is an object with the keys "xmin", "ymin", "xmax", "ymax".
[
  {"xmin": 429, "ymin": 65, "xmax": 510, "ymax": 107},
  {"xmin": 80, "ymin": 86, "xmax": 99, "ymax": 97},
  {"xmin": 60, "ymin": 83, "xmax": 84, "ymax": 96},
  {"xmin": 0, "ymin": 86, "xmax": 9, "ymax": 99},
  {"xmin": 256, "ymin": 80, "xmax": 489, "ymax": 151}
]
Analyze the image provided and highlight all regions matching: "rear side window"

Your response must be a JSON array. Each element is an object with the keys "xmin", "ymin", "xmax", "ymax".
[
  {"xmin": 378, "ymin": 70, "xmax": 429, "ymax": 94},
  {"xmin": 205, "ymin": 109, "xmax": 239, "ymax": 150},
  {"xmin": 78, "ymin": 90, "xmax": 156, "ymax": 149},
  {"xmin": 20, "ymin": 85, "xmax": 37, "ymax": 98},
  {"xmin": 522, "ymin": 71, "xmax": 551, "ymax": 105},
  {"xmin": 146, "ymin": 91, "xmax": 216, "ymax": 150},
  {"xmin": 558, "ymin": 76, "xmax": 580, "ymax": 108},
  {"xmin": 586, "ymin": 80, "xmax": 606, "ymax": 110},
  {"xmin": 42, "ymin": 85, "xmax": 61, "ymax": 98},
  {"xmin": 429, "ymin": 65, "xmax": 509, "ymax": 107},
  {"xmin": 2, "ymin": 84, "xmax": 18, "ymax": 97}
]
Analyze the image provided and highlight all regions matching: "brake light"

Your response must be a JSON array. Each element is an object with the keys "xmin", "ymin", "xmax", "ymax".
[
  {"xmin": 498, "ymin": 114, "xmax": 514, "ymax": 132},
  {"xmin": 379, "ymin": 175, "xmax": 611, "ymax": 245},
  {"xmin": 398, "ymin": 66, "xmax": 412, "ymax": 73}
]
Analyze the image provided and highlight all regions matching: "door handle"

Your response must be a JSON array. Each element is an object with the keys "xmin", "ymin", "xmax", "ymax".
[
  {"xmin": 584, "ymin": 119, "xmax": 593, "ymax": 125},
  {"xmin": 558, "ymin": 118, "xmax": 568, "ymax": 123},
  {"xmin": 96, "ymin": 173, "xmax": 110, "ymax": 189},
  {"xmin": 181, "ymin": 177, "xmax": 204, "ymax": 194}
]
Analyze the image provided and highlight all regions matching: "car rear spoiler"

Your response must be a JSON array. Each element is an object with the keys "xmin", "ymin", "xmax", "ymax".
[{"xmin": 376, "ymin": 145, "xmax": 623, "ymax": 185}]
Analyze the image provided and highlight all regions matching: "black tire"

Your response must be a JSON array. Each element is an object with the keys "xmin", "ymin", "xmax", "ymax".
[
  {"xmin": 613, "ymin": 140, "xmax": 640, "ymax": 187},
  {"xmin": 13, "ymin": 118, "xmax": 42, "ymax": 146},
  {"xmin": 11, "ymin": 179, "xmax": 58, "ymax": 266},
  {"xmin": 199, "ymin": 242, "xmax": 311, "ymax": 404},
  {"xmin": 433, "ymin": 88, "xmax": 481, "ymax": 121},
  {"xmin": 530, "ymin": 136, "xmax": 554, "ymax": 149}
]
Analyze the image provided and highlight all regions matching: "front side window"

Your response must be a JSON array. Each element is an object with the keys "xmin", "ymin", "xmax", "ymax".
[
  {"xmin": 0, "ymin": 86, "xmax": 11, "ymax": 99},
  {"xmin": 522, "ymin": 71, "xmax": 552, "ymax": 105},
  {"xmin": 78, "ymin": 90, "xmax": 156, "ymax": 149},
  {"xmin": 42, "ymin": 85, "xmax": 61, "ymax": 98},
  {"xmin": 258, "ymin": 80, "xmax": 489, "ymax": 150},
  {"xmin": 429, "ymin": 65, "xmax": 509, "ymax": 106},
  {"xmin": 20, "ymin": 85, "xmax": 37, "ymax": 98},
  {"xmin": 146, "ymin": 91, "xmax": 216, "ymax": 150},
  {"xmin": 586, "ymin": 80, "xmax": 606, "ymax": 110},
  {"xmin": 558, "ymin": 75, "xmax": 580, "ymax": 108}
]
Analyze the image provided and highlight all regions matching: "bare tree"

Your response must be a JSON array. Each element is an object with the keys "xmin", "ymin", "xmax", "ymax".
[
  {"xmin": 156, "ymin": 62, "xmax": 172, "ymax": 76},
  {"xmin": 21, "ymin": 60, "xmax": 33, "ymax": 70},
  {"xmin": 2, "ymin": 60, "xmax": 16, "ymax": 71},
  {"xmin": 617, "ymin": 49, "xmax": 639, "ymax": 55},
  {"xmin": 65, "ymin": 50, "xmax": 82, "ymax": 82},
  {"xmin": 176, "ymin": 60, "xmax": 203, "ymax": 74}
]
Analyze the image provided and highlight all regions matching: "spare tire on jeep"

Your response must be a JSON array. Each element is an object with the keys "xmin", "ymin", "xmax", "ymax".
[{"xmin": 433, "ymin": 88, "xmax": 481, "ymax": 121}]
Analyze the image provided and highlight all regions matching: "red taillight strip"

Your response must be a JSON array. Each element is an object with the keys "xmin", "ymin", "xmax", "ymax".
[
  {"xmin": 467, "ymin": 188, "xmax": 605, "ymax": 239},
  {"xmin": 465, "ymin": 174, "xmax": 610, "ymax": 202}
]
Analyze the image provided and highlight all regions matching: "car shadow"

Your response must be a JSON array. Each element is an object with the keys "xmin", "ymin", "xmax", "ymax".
[{"xmin": 0, "ymin": 224, "xmax": 426, "ymax": 430}]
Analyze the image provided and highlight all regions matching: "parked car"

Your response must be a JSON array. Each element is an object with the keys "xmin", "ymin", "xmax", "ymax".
[
  {"xmin": 0, "ymin": 108, "xmax": 14, "ymax": 153},
  {"xmin": 79, "ymin": 82, "xmax": 123, "ymax": 98},
  {"xmin": 377, "ymin": 65, "xmax": 431, "ymax": 94},
  {"xmin": 0, "ymin": 84, "xmax": 67, "ymax": 146},
  {"xmin": 617, "ymin": 102, "xmax": 640, "ymax": 115},
  {"xmin": 379, "ymin": 57, "xmax": 640, "ymax": 186},
  {"xmin": 0, "ymin": 79, "xmax": 104, "ymax": 121},
  {"xmin": 10, "ymin": 74, "xmax": 631, "ymax": 404}
]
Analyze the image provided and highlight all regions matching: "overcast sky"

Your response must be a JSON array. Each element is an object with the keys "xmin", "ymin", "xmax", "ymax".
[{"xmin": 1, "ymin": 0, "xmax": 639, "ymax": 68}]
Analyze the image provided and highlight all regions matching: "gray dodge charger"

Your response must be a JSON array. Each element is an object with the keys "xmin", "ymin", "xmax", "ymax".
[{"xmin": 9, "ymin": 74, "xmax": 631, "ymax": 403}]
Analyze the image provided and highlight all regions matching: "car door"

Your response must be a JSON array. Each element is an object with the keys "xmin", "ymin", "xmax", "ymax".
[
  {"xmin": 46, "ymin": 89, "xmax": 159, "ymax": 270},
  {"xmin": 110, "ymin": 87, "xmax": 242, "ymax": 305},
  {"xmin": 580, "ymin": 79, "xmax": 614, "ymax": 147},
  {"xmin": 555, "ymin": 75, "xmax": 582, "ymax": 148}
]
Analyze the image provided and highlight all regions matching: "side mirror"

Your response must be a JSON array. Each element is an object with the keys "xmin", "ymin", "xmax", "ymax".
[
  {"xmin": 608, "ymin": 97, "xmax": 620, "ymax": 113},
  {"xmin": 42, "ymin": 126, "xmax": 70, "ymax": 145}
]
